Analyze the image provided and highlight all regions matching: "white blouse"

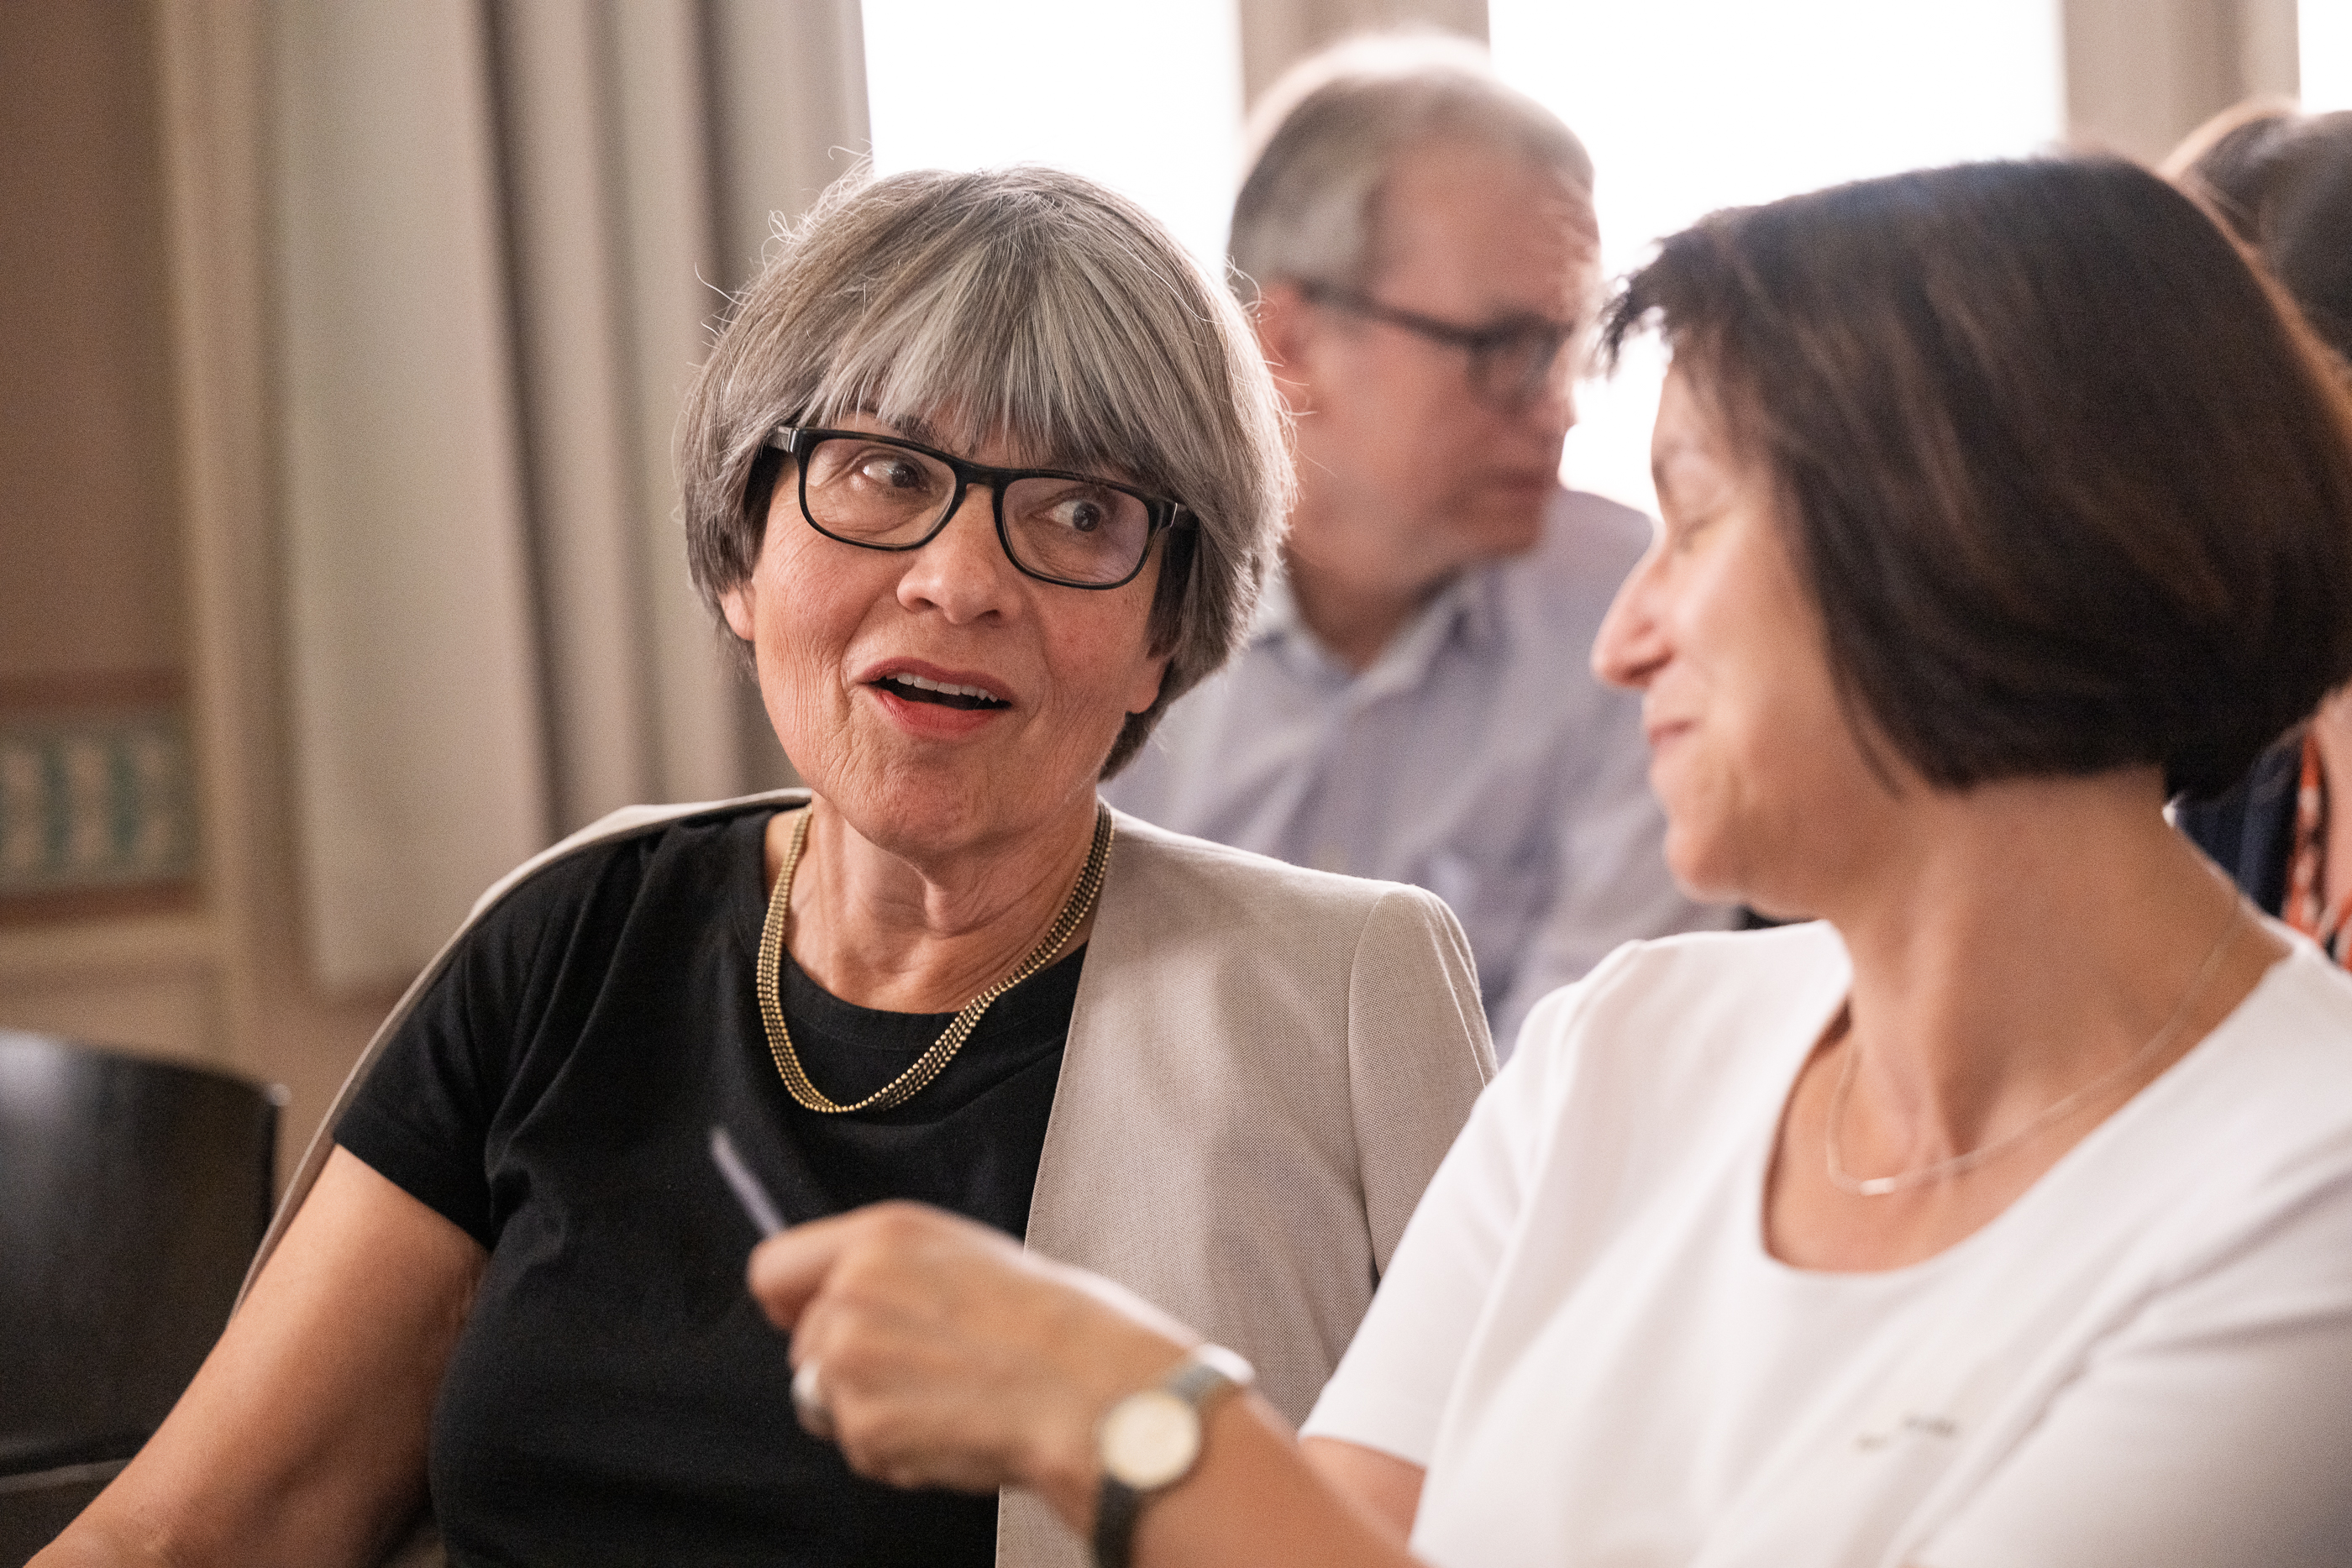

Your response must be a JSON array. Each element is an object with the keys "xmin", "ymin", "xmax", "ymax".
[{"xmin": 1304, "ymin": 923, "xmax": 2352, "ymax": 1568}]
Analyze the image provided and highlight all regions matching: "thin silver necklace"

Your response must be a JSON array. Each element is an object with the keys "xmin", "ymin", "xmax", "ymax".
[{"xmin": 1824, "ymin": 894, "xmax": 2250, "ymax": 1198}]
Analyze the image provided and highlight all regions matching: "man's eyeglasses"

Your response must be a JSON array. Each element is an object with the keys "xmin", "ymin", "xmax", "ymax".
[
  {"xmin": 765, "ymin": 426, "xmax": 1193, "ymax": 590},
  {"xmin": 1297, "ymin": 281, "xmax": 1578, "ymax": 413}
]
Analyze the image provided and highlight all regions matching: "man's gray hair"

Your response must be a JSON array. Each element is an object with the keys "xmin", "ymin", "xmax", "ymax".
[
  {"xmin": 677, "ymin": 165, "xmax": 1293, "ymax": 776},
  {"xmin": 1231, "ymin": 31, "xmax": 1595, "ymax": 301}
]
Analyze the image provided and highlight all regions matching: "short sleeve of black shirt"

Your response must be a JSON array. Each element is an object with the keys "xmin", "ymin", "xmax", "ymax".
[{"xmin": 336, "ymin": 805, "xmax": 1080, "ymax": 1568}]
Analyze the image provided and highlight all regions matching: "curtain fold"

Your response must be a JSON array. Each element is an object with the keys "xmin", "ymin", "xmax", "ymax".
[
  {"xmin": 270, "ymin": 0, "xmax": 868, "ymax": 991},
  {"xmin": 273, "ymin": 0, "xmax": 550, "ymax": 994}
]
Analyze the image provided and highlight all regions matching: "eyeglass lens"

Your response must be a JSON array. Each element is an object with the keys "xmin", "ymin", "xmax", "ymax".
[
  {"xmin": 1470, "ymin": 328, "xmax": 1572, "ymax": 411},
  {"xmin": 800, "ymin": 435, "xmax": 1154, "ymax": 585}
]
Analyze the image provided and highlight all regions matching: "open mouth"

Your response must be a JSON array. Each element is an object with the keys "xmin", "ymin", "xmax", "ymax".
[{"xmin": 874, "ymin": 672, "xmax": 1010, "ymax": 711}]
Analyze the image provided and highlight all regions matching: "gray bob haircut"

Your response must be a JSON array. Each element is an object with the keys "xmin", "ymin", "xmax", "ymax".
[
  {"xmin": 1231, "ymin": 30, "xmax": 1595, "ymax": 302},
  {"xmin": 677, "ymin": 165, "xmax": 1293, "ymax": 777}
]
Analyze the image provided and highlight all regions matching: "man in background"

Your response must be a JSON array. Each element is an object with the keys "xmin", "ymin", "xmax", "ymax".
[{"xmin": 1106, "ymin": 34, "xmax": 1724, "ymax": 1052}]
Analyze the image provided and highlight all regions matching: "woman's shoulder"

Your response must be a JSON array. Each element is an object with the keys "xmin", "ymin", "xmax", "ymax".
[
  {"xmin": 465, "ymin": 789, "xmax": 804, "ymax": 931},
  {"xmin": 1536, "ymin": 920, "xmax": 1851, "ymax": 1031},
  {"xmin": 1505, "ymin": 921, "xmax": 1851, "ymax": 1118},
  {"xmin": 1091, "ymin": 812, "xmax": 1488, "ymax": 1061},
  {"xmin": 1105, "ymin": 810, "xmax": 1455, "ymax": 926},
  {"xmin": 2176, "ymin": 934, "xmax": 2352, "ymax": 1172},
  {"xmin": 2234, "ymin": 931, "xmax": 2352, "ymax": 1055},
  {"xmin": 386, "ymin": 795, "xmax": 790, "ymax": 1041}
]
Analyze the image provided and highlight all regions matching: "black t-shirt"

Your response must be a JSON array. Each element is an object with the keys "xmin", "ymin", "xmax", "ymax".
[{"xmin": 338, "ymin": 805, "xmax": 1080, "ymax": 1567}]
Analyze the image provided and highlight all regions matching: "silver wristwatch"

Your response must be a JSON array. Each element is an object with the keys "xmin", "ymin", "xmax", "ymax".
[{"xmin": 1091, "ymin": 1344, "xmax": 1254, "ymax": 1568}]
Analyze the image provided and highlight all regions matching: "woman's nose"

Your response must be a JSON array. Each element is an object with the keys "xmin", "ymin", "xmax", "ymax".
[
  {"xmin": 895, "ymin": 485, "xmax": 1021, "ymax": 621},
  {"xmin": 1591, "ymin": 543, "xmax": 1667, "ymax": 690}
]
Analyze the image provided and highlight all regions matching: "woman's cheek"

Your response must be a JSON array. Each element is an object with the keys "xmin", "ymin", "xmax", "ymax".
[
  {"xmin": 1652, "ymin": 741, "xmax": 1740, "ymax": 894},
  {"xmin": 754, "ymin": 615, "xmax": 853, "ymax": 779}
]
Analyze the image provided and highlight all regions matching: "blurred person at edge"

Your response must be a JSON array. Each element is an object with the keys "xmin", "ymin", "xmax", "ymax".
[
  {"xmin": 744, "ymin": 160, "xmax": 2352, "ymax": 1568},
  {"xmin": 34, "ymin": 168, "xmax": 1492, "ymax": 1568},
  {"xmin": 1104, "ymin": 33, "xmax": 1726, "ymax": 1056},
  {"xmin": 2166, "ymin": 103, "xmax": 2352, "ymax": 962}
]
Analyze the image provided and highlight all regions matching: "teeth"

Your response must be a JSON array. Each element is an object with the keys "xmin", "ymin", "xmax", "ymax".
[{"xmin": 885, "ymin": 672, "xmax": 1002, "ymax": 702}]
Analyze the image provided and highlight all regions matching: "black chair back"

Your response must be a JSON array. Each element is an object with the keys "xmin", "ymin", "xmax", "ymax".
[{"xmin": 0, "ymin": 1031, "xmax": 281, "ymax": 1477}]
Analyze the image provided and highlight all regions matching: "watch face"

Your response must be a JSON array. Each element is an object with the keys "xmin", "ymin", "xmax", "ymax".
[{"xmin": 1100, "ymin": 1388, "xmax": 1201, "ymax": 1490}]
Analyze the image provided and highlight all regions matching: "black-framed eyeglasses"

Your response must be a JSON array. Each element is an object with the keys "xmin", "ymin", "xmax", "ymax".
[
  {"xmin": 764, "ymin": 426, "xmax": 1192, "ymax": 590},
  {"xmin": 1298, "ymin": 281, "xmax": 1578, "ymax": 412}
]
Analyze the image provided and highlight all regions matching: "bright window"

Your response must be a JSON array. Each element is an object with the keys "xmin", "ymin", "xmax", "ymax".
[
  {"xmin": 859, "ymin": 0, "xmax": 1245, "ymax": 273},
  {"xmin": 1488, "ymin": 0, "xmax": 2065, "ymax": 514},
  {"xmin": 2306, "ymin": 0, "xmax": 2350, "ymax": 111}
]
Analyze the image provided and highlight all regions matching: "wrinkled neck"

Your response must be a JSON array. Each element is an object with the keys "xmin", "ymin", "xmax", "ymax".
[{"xmin": 771, "ymin": 794, "xmax": 1101, "ymax": 1014}]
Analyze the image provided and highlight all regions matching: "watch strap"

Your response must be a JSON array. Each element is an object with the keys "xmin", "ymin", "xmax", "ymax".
[
  {"xmin": 1092, "ymin": 1475, "xmax": 1147, "ymax": 1568},
  {"xmin": 1091, "ymin": 1345, "xmax": 1253, "ymax": 1568},
  {"xmin": 1162, "ymin": 1345, "xmax": 1247, "ymax": 1408}
]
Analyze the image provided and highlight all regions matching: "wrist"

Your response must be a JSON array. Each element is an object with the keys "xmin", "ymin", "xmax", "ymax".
[
  {"xmin": 1088, "ymin": 1344, "xmax": 1255, "ymax": 1568},
  {"xmin": 1024, "ymin": 1323, "xmax": 1192, "ymax": 1522},
  {"xmin": 1021, "ymin": 1316, "xmax": 1185, "ymax": 1513},
  {"xmin": 1006, "ymin": 1257, "xmax": 1212, "ymax": 1524}
]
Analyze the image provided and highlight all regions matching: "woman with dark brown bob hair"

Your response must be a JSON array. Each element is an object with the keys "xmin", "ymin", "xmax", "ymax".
[{"xmin": 730, "ymin": 158, "xmax": 2352, "ymax": 1568}]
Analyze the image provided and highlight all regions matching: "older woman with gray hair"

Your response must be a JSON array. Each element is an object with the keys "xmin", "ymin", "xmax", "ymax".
[{"xmin": 37, "ymin": 168, "xmax": 1492, "ymax": 1568}]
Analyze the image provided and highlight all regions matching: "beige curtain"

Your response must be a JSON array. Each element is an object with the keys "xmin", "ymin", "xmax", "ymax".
[{"xmin": 270, "ymin": 0, "xmax": 867, "ymax": 993}]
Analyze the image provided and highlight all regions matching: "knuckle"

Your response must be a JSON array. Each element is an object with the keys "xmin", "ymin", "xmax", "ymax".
[
  {"xmin": 864, "ymin": 1200, "xmax": 936, "ymax": 1245},
  {"xmin": 824, "ymin": 1335, "xmax": 881, "ymax": 1386}
]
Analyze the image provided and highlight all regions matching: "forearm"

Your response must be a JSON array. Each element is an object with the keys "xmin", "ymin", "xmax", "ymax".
[
  {"xmin": 34, "ymin": 1476, "xmax": 419, "ymax": 1568},
  {"xmin": 1003, "ymin": 1341, "xmax": 1425, "ymax": 1568},
  {"xmin": 1119, "ymin": 1398, "xmax": 1420, "ymax": 1568},
  {"xmin": 752, "ymin": 1205, "xmax": 1430, "ymax": 1566},
  {"xmin": 26, "ymin": 1517, "xmax": 155, "ymax": 1568},
  {"xmin": 45, "ymin": 1395, "xmax": 433, "ymax": 1568}
]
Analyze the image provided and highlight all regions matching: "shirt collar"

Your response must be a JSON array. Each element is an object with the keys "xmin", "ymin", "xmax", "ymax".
[{"xmin": 1252, "ymin": 559, "xmax": 1502, "ymax": 693}]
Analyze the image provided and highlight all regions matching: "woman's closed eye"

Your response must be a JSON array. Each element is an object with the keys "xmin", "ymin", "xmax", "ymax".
[{"xmin": 1662, "ymin": 506, "xmax": 1725, "ymax": 555}]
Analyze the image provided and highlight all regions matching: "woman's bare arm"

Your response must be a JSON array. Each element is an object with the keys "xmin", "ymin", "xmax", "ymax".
[
  {"xmin": 1303, "ymin": 1438, "xmax": 1423, "ymax": 1542},
  {"xmin": 1107, "ymin": 1398, "xmax": 1421, "ymax": 1568},
  {"xmin": 35, "ymin": 1149, "xmax": 486, "ymax": 1568},
  {"xmin": 749, "ymin": 1203, "xmax": 1425, "ymax": 1568}
]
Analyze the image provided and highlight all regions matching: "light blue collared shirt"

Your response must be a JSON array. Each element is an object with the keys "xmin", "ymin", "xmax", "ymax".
[{"xmin": 1105, "ymin": 488, "xmax": 1728, "ymax": 1054}]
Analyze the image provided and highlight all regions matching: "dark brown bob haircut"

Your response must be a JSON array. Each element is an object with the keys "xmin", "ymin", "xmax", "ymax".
[{"xmin": 1602, "ymin": 157, "xmax": 2352, "ymax": 798}]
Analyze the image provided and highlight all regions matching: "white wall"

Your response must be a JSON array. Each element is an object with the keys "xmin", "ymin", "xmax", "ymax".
[{"xmin": 2307, "ymin": 0, "xmax": 2350, "ymax": 109}]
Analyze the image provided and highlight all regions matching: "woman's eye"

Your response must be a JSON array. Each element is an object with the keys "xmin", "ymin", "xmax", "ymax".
[
  {"xmin": 856, "ymin": 455, "xmax": 923, "ymax": 490},
  {"xmin": 1057, "ymin": 498, "xmax": 1106, "ymax": 534},
  {"xmin": 1667, "ymin": 510, "xmax": 1721, "ymax": 553}
]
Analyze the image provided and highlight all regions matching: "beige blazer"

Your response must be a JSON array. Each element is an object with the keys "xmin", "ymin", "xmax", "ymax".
[{"xmin": 247, "ymin": 790, "xmax": 1497, "ymax": 1568}]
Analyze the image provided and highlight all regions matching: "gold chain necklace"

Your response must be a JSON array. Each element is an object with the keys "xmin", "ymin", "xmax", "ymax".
[
  {"xmin": 1824, "ymin": 892, "xmax": 2249, "ymax": 1197},
  {"xmin": 755, "ymin": 802, "xmax": 1114, "ymax": 1114}
]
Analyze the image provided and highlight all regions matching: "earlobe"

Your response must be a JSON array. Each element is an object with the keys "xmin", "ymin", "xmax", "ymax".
[
  {"xmin": 1126, "ymin": 655, "xmax": 1173, "ymax": 718},
  {"xmin": 1252, "ymin": 286, "xmax": 1317, "ymax": 416},
  {"xmin": 720, "ymin": 583, "xmax": 757, "ymax": 642}
]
